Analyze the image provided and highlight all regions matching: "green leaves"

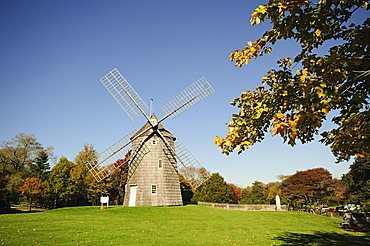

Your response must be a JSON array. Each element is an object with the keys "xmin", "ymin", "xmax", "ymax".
[
  {"xmin": 216, "ymin": 0, "xmax": 370, "ymax": 161},
  {"xmin": 192, "ymin": 173, "xmax": 237, "ymax": 204}
]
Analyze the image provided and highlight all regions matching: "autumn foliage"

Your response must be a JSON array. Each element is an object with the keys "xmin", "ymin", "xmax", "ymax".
[
  {"xmin": 19, "ymin": 177, "xmax": 43, "ymax": 211},
  {"xmin": 215, "ymin": 0, "xmax": 369, "ymax": 161},
  {"xmin": 281, "ymin": 167, "xmax": 344, "ymax": 209}
]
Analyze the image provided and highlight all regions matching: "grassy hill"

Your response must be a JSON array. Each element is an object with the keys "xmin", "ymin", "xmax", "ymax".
[{"xmin": 0, "ymin": 205, "xmax": 369, "ymax": 245}]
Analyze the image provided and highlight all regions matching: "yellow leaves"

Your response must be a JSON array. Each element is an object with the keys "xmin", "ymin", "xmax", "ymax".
[
  {"xmin": 271, "ymin": 112, "xmax": 288, "ymax": 137},
  {"xmin": 253, "ymin": 101, "xmax": 269, "ymax": 119},
  {"xmin": 279, "ymin": 57, "xmax": 292, "ymax": 68},
  {"xmin": 296, "ymin": 68, "xmax": 309, "ymax": 77},
  {"xmin": 258, "ymin": 5, "xmax": 267, "ymax": 14},
  {"xmin": 355, "ymin": 153, "xmax": 366, "ymax": 158},
  {"xmin": 213, "ymin": 136, "xmax": 221, "ymax": 145},
  {"xmin": 289, "ymin": 130, "xmax": 298, "ymax": 145},
  {"xmin": 315, "ymin": 29, "xmax": 321, "ymax": 36},
  {"xmin": 271, "ymin": 112, "xmax": 305, "ymax": 146},
  {"xmin": 230, "ymin": 39, "xmax": 269, "ymax": 67},
  {"xmin": 276, "ymin": 112, "xmax": 284, "ymax": 119},
  {"xmin": 296, "ymin": 68, "xmax": 310, "ymax": 83},
  {"xmin": 250, "ymin": 5, "xmax": 268, "ymax": 25},
  {"xmin": 289, "ymin": 115, "xmax": 300, "ymax": 130},
  {"xmin": 238, "ymin": 57, "xmax": 249, "ymax": 66},
  {"xmin": 321, "ymin": 98, "xmax": 332, "ymax": 106},
  {"xmin": 229, "ymin": 50, "xmax": 240, "ymax": 61},
  {"xmin": 315, "ymin": 87, "xmax": 325, "ymax": 98},
  {"xmin": 322, "ymin": 108, "xmax": 329, "ymax": 115},
  {"xmin": 278, "ymin": 2, "xmax": 288, "ymax": 10},
  {"xmin": 281, "ymin": 90, "xmax": 288, "ymax": 96}
]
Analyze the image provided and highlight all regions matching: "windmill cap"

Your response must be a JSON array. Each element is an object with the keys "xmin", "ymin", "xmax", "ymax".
[{"xmin": 131, "ymin": 114, "xmax": 175, "ymax": 140}]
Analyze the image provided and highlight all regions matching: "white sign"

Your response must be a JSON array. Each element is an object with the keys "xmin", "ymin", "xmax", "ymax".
[{"xmin": 100, "ymin": 196, "xmax": 109, "ymax": 204}]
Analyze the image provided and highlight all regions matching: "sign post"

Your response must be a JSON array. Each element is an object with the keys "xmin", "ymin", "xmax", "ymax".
[{"xmin": 100, "ymin": 196, "xmax": 109, "ymax": 209}]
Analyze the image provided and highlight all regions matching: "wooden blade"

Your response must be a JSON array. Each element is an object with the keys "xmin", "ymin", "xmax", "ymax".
[
  {"xmin": 126, "ymin": 139, "xmax": 150, "ymax": 182},
  {"xmin": 157, "ymin": 131, "xmax": 210, "ymax": 189},
  {"xmin": 100, "ymin": 68, "xmax": 149, "ymax": 121},
  {"xmin": 86, "ymin": 130, "xmax": 136, "ymax": 182},
  {"xmin": 160, "ymin": 77, "xmax": 214, "ymax": 122}
]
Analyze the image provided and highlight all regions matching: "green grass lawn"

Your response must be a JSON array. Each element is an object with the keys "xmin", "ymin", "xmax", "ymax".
[{"xmin": 0, "ymin": 205, "xmax": 369, "ymax": 245}]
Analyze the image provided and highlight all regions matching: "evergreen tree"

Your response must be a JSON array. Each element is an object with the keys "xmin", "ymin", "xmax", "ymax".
[
  {"xmin": 342, "ymin": 157, "xmax": 370, "ymax": 204},
  {"xmin": 31, "ymin": 150, "xmax": 50, "ymax": 180},
  {"xmin": 193, "ymin": 173, "xmax": 237, "ymax": 204},
  {"xmin": 241, "ymin": 181, "xmax": 268, "ymax": 204}
]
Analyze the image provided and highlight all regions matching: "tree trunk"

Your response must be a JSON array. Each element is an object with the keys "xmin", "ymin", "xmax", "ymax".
[{"xmin": 29, "ymin": 198, "xmax": 32, "ymax": 212}]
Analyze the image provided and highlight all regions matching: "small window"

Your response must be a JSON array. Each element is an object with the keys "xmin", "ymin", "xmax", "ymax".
[
  {"xmin": 158, "ymin": 159, "xmax": 163, "ymax": 169},
  {"xmin": 151, "ymin": 184, "xmax": 157, "ymax": 194},
  {"xmin": 152, "ymin": 140, "xmax": 157, "ymax": 145}
]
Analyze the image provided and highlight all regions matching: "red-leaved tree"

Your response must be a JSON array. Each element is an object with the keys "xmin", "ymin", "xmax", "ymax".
[
  {"xmin": 281, "ymin": 168, "xmax": 338, "ymax": 210},
  {"xmin": 19, "ymin": 177, "xmax": 43, "ymax": 211},
  {"xmin": 228, "ymin": 183, "xmax": 242, "ymax": 203}
]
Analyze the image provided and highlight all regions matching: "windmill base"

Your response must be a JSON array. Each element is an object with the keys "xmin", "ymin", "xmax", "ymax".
[{"xmin": 123, "ymin": 183, "xmax": 183, "ymax": 207}]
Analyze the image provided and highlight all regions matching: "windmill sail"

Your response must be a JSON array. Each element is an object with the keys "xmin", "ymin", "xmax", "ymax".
[
  {"xmin": 160, "ymin": 77, "xmax": 214, "ymax": 121},
  {"xmin": 163, "ymin": 139, "xmax": 210, "ymax": 189},
  {"xmin": 100, "ymin": 68, "xmax": 149, "ymax": 121},
  {"xmin": 86, "ymin": 130, "xmax": 136, "ymax": 182},
  {"xmin": 126, "ymin": 140, "xmax": 150, "ymax": 181}
]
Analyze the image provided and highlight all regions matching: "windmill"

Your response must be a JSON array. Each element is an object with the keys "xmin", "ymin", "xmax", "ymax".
[{"xmin": 86, "ymin": 68, "xmax": 214, "ymax": 206}]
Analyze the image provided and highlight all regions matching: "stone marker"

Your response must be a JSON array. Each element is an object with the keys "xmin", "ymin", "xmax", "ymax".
[{"xmin": 276, "ymin": 195, "xmax": 281, "ymax": 211}]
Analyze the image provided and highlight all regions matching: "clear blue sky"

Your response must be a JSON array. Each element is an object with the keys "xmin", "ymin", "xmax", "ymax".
[{"xmin": 0, "ymin": 0, "xmax": 356, "ymax": 187}]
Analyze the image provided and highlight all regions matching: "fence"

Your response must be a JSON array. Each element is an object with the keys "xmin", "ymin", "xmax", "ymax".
[{"xmin": 198, "ymin": 202, "xmax": 287, "ymax": 211}]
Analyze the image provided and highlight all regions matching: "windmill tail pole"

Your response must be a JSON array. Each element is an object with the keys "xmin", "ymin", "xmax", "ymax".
[{"xmin": 150, "ymin": 99, "xmax": 153, "ymax": 116}]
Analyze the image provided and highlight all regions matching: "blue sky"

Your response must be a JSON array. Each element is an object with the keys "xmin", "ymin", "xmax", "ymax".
[{"xmin": 0, "ymin": 0, "xmax": 358, "ymax": 187}]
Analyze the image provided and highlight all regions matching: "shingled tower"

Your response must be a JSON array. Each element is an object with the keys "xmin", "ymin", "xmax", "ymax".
[{"xmin": 123, "ymin": 114, "xmax": 182, "ymax": 206}]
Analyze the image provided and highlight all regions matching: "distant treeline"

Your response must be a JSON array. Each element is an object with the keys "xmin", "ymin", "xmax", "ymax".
[{"xmin": 1, "ymin": 133, "xmax": 369, "ymax": 212}]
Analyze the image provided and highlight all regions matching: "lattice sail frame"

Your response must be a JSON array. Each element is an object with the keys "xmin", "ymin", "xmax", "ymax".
[
  {"xmin": 86, "ymin": 130, "xmax": 136, "ymax": 182},
  {"xmin": 161, "ymin": 77, "xmax": 215, "ymax": 119},
  {"xmin": 100, "ymin": 68, "xmax": 149, "ymax": 121},
  {"xmin": 163, "ymin": 139, "xmax": 210, "ymax": 189}
]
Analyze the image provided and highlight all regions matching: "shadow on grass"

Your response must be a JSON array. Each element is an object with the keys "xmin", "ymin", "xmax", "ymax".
[
  {"xmin": 0, "ymin": 209, "xmax": 45, "ymax": 214},
  {"xmin": 274, "ymin": 231, "xmax": 370, "ymax": 246}
]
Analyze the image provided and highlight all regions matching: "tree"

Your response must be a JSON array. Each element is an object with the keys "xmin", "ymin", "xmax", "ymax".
[
  {"xmin": 46, "ymin": 157, "xmax": 75, "ymax": 208},
  {"xmin": 281, "ymin": 167, "xmax": 337, "ymax": 209},
  {"xmin": 327, "ymin": 178, "xmax": 347, "ymax": 206},
  {"xmin": 179, "ymin": 174, "xmax": 194, "ymax": 204},
  {"xmin": 75, "ymin": 144, "xmax": 129, "ymax": 205},
  {"xmin": 0, "ymin": 170, "xmax": 11, "ymax": 211},
  {"xmin": 31, "ymin": 150, "xmax": 51, "ymax": 181},
  {"xmin": 19, "ymin": 177, "xmax": 43, "ymax": 211},
  {"xmin": 0, "ymin": 134, "xmax": 53, "ymax": 209},
  {"xmin": 265, "ymin": 181, "xmax": 282, "ymax": 204},
  {"xmin": 0, "ymin": 133, "xmax": 43, "ymax": 172},
  {"xmin": 214, "ymin": 0, "xmax": 369, "ymax": 162},
  {"xmin": 192, "ymin": 173, "xmax": 237, "ymax": 204},
  {"xmin": 241, "ymin": 181, "xmax": 267, "ymax": 204},
  {"xmin": 228, "ymin": 183, "xmax": 242, "ymax": 203},
  {"xmin": 342, "ymin": 157, "xmax": 370, "ymax": 204}
]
